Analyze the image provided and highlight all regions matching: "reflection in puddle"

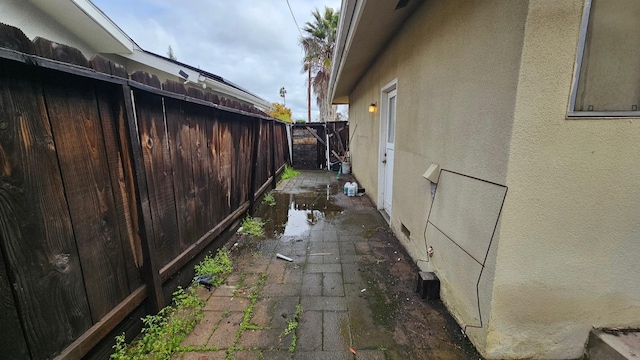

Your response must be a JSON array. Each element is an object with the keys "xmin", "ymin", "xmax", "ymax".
[{"xmin": 257, "ymin": 185, "xmax": 343, "ymax": 238}]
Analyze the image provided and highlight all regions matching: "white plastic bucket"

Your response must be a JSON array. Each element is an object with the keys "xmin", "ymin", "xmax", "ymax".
[{"xmin": 342, "ymin": 162, "xmax": 351, "ymax": 174}]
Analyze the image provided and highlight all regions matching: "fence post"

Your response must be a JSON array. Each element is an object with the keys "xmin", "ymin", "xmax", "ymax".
[
  {"xmin": 248, "ymin": 117, "xmax": 261, "ymax": 214},
  {"xmin": 270, "ymin": 120, "xmax": 277, "ymax": 189},
  {"xmin": 119, "ymin": 84, "xmax": 164, "ymax": 312}
]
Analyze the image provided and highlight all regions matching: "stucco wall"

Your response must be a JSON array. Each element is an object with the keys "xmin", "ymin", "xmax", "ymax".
[
  {"xmin": 347, "ymin": 0, "xmax": 528, "ymax": 351},
  {"xmin": 0, "ymin": 0, "xmax": 97, "ymax": 57},
  {"xmin": 488, "ymin": 1, "xmax": 640, "ymax": 358}
]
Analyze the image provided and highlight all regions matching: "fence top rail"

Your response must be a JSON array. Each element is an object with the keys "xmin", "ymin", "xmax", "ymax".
[{"xmin": 0, "ymin": 47, "xmax": 291, "ymax": 124}]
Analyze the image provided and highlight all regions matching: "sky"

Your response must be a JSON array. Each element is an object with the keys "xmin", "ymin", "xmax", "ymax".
[{"xmin": 91, "ymin": 0, "xmax": 344, "ymax": 121}]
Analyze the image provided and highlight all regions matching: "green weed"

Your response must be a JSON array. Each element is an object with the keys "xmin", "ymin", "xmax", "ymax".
[
  {"xmin": 111, "ymin": 249, "xmax": 233, "ymax": 359},
  {"xmin": 281, "ymin": 164, "xmax": 300, "ymax": 180},
  {"xmin": 238, "ymin": 216, "xmax": 265, "ymax": 237},
  {"xmin": 281, "ymin": 303, "xmax": 303, "ymax": 353},
  {"xmin": 193, "ymin": 248, "xmax": 233, "ymax": 287},
  {"xmin": 110, "ymin": 287, "xmax": 204, "ymax": 360},
  {"xmin": 262, "ymin": 192, "xmax": 276, "ymax": 206}
]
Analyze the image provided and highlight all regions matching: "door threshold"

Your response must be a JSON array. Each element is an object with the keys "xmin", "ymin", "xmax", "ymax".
[{"xmin": 378, "ymin": 208, "xmax": 391, "ymax": 224}]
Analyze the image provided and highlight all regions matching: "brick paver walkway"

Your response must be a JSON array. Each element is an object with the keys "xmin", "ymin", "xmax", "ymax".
[{"xmin": 175, "ymin": 171, "xmax": 479, "ymax": 360}]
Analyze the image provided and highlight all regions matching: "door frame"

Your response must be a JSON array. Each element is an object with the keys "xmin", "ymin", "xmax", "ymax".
[{"xmin": 377, "ymin": 78, "xmax": 398, "ymax": 215}]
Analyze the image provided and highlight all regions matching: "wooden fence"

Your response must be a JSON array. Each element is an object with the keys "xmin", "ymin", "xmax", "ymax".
[
  {"xmin": 0, "ymin": 25, "xmax": 289, "ymax": 359},
  {"xmin": 291, "ymin": 122, "xmax": 349, "ymax": 170}
]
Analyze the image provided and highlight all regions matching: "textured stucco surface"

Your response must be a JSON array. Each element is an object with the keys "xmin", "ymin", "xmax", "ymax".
[
  {"xmin": 0, "ymin": 0, "xmax": 96, "ymax": 57},
  {"xmin": 346, "ymin": 0, "xmax": 528, "ymax": 351},
  {"xmin": 488, "ymin": 0, "xmax": 640, "ymax": 358}
]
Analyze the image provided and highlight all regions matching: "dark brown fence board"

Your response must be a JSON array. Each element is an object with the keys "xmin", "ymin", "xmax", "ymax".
[
  {"xmin": 0, "ymin": 62, "xmax": 92, "ymax": 359},
  {"xmin": 44, "ymin": 74, "xmax": 130, "ymax": 322},
  {"xmin": 165, "ymin": 98, "xmax": 196, "ymax": 253},
  {"xmin": 216, "ymin": 117, "xmax": 234, "ymax": 218},
  {"xmin": 0, "ymin": 252, "xmax": 29, "ymax": 359},
  {"xmin": 96, "ymin": 85, "xmax": 142, "ymax": 290},
  {"xmin": 133, "ymin": 90, "xmax": 180, "ymax": 267},
  {"xmin": 231, "ymin": 116, "xmax": 254, "ymax": 209},
  {"xmin": 53, "ymin": 285, "xmax": 147, "ymax": 360},
  {"xmin": 0, "ymin": 23, "xmax": 35, "ymax": 54},
  {"xmin": 33, "ymin": 37, "xmax": 89, "ymax": 68},
  {"xmin": 207, "ymin": 113, "xmax": 228, "ymax": 226},
  {"xmin": 189, "ymin": 110, "xmax": 209, "ymax": 238},
  {"xmin": 120, "ymin": 85, "xmax": 164, "ymax": 312}
]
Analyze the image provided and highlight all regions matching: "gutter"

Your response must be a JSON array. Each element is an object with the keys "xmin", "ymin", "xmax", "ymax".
[{"xmin": 328, "ymin": 0, "xmax": 363, "ymax": 103}]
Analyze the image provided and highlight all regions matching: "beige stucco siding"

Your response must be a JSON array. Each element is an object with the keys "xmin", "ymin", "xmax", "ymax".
[
  {"xmin": 487, "ymin": 1, "xmax": 640, "ymax": 359},
  {"xmin": 0, "ymin": 0, "xmax": 97, "ymax": 57},
  {"xmin": 347, "ymin": 0, "xmax": 528, "ymax": 351}
]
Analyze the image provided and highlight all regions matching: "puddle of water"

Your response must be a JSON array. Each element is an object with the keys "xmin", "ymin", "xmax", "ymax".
[{"xmin": 256, "ymin": 185, "xmax": 343, "ymax": 238}]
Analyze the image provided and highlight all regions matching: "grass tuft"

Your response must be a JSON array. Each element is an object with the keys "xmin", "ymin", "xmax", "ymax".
[
  {"xmin": 280, "ymin": 164, "xmax": 300, "ymax": 180},
  {"xmin": 238, "ymin": 216, "xmax": 265, "ymax": 237},
  {"xmin": 262, "ymin": 192, "xmax": 276, "ymax": 206}
]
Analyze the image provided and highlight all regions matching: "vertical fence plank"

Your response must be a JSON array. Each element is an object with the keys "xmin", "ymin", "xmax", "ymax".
[
  {"xmin": 0, "ymin": 62, "xmax": 92, "ymax": 359},
  {"xmin": 189, "ymin": 109, "xmax": 208, "ymax": 237},
  {"xmin": 133, "ymin": 90, "xmax": 180, "ymax": 267},
  {"xmin": 96, "ymin": 84, "xmax": 142, "ymax": 290},
  {"xmin": 0, "ymin": 251, "xmax": 29, "ymax": 359},
  {"xmin": 44, "ymin": 73, "xmax": 130, "ymax": 322},
  {"xmin": 165, "ymin": 98, "xmax": 196, "ymax": 252},
  {"xmin": 120, "ymin": 85, "xmax": 164, "ymax": 311}
]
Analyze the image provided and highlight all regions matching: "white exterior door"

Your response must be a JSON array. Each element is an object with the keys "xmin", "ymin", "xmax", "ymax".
[{"xmin": 382, "ymin": 89, "xmax": 396, "ymax": 215}]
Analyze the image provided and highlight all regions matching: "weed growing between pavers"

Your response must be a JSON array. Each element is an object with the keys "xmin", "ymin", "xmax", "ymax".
[
  {"xmin": 280, "ymin": 164, "xmax": 300, "ymax": 180},
  {"xmin": 226, "ymin": 273, "xmax": 268, "ymax": 360},
  {"xmin": 111, "ymin": 287, "xmax": 205, "ymax": 360},
  {"xmin": 280, "ymin": 303, "xmax": 303, "ymax": 353},
  {"xmin": 238, "ymin": 216, "xmax": 265, "ymax": 237},
  {"xmin": 111, "ymin": 249, "xmax": 232, "ymax": 360},
  {"xmin": 194, "ymin": 248, "xmax": 233, "ymax": 287}
]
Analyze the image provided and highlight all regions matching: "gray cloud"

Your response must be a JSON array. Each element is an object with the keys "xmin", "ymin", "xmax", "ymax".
[{"xmin": 92, "ymin": 0, "xmax": 344, "ymax": 121}]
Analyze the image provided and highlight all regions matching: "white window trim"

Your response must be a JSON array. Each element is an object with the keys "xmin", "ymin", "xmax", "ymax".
[{"xmin": 568, "ymin": 0, "xmax": 640, "ymax": 118}]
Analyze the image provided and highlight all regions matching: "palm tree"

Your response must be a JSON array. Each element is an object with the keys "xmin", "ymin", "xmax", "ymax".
[{"xmin": 301, "ymin": 7, "xmax": 339, "ymax": 122}]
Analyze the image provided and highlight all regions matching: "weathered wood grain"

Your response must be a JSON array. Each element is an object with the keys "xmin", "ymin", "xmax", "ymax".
[
  {"xmin": 33, "ymin": 37, "xmax": 89, "ymax": 67},
  {"xmin": 89, "ymin": 55, "xmax": 129, "ymax": 79},
  {"xmin": 188, "ymin": 105, "xmax": 212, "ymax": 237},
  {"xmin": 120, "ymin": 84, "xmax": 164, "ymax": 311},
  {"xmin": 0, "ymin": 61, "xmax": 92, "ymax": 359},
  {"xmin": 0, "ymin": 251, "xmax": 29, "ymax": 358},
  {"xmin": 96, "ymin": 84, "xmax": 142, "ymax": 290},
  {"xmin": 165, "ymin": 95, "xmax": 196, "ymax": 252},
  {"xmin": 133, "ymin": 89, "xmax": 180, "ymax": 267},
  {"xmin": 43, "ymin": 73, "xmax": 130, "ymax": 322}
]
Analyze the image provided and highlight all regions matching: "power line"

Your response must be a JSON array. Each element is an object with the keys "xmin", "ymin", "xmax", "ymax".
[{"xmin": 285, "ymin": 0, "xmax": 303, "ymax": 37}]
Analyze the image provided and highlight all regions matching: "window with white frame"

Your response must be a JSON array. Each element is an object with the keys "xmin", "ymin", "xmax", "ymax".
[{"xmin": 570, "ymin": 0, "xmax": 640, "ymax": 116}]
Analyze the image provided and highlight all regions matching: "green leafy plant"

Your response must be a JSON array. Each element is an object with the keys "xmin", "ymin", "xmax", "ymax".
[
  {"xmin": 112, "ymin": 250, "xmax": 233, "ymax": 359},
  {"xmin": 281, "ymin": 164, "xmax": 300, "ymax": 180},
  {"xmin": 262, "ymin": 192, "xmax": 276, "ymax": 206},
  {"xmin": 194, "ymin": 248, "xmax": 233, "ymax": 287},
  {"xmin": 238, "ymin": 216, "xmax": 265, "ymax": 237},
  {"xmin": 281, "ymin": 303, "xmax": 303, "ymax": 353},
  {"xmin": 111, "ymin": 287, "xmax": 204, "ymax": 360}
]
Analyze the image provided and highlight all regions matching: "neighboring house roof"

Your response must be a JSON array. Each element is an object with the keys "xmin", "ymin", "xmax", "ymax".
[
  {"xmin": 24, "ymin": 0, "xmax": 271, "ymax": 110},
  {"xmin": 329, "ymin": 0, "xmax": 425, "ymax": 104}
]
